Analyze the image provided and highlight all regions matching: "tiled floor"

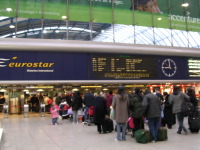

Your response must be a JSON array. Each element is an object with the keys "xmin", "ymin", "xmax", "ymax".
[{"xmin": 0, "ymin": 113, "xmax": 200, "ymax": 150}]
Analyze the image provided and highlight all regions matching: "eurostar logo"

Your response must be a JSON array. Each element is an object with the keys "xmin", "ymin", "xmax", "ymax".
[
  {"xmin": 0, "ymin": 58, "xmax": 10, "ymax": 67},
  {"xmin": 0, "ymin": 57, "xmax": 54, "ymax": 68}
]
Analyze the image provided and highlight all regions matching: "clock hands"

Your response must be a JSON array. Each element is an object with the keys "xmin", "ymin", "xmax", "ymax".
[{"xmin": 168, "ymin": 59, "xmax": 171, "ymax": 69}]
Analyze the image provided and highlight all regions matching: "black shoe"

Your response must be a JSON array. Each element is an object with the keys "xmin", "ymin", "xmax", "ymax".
[
  {"xmin": 177, "ymin": 131, "xmax": 181, "ymax": 134},
  {"xmin": 102, "ymin": 130, "xmax": 107, "ymax": 134}
]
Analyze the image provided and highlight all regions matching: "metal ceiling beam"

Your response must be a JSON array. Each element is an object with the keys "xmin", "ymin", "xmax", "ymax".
[{"xmin": 0, "ymin": 38, "xmax": 200, "ymax": 57}]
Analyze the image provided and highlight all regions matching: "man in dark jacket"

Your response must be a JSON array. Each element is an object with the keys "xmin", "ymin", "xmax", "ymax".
[
  {"xmin": 142, "ymin": 90, "xmax": 161, "ymax": 142},
  {"xmin": 83, "ymin": 90, "xmax": 94, "ymax": 121}
]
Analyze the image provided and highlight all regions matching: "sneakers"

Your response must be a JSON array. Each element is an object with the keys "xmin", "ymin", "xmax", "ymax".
[
  {"xmin": 152, "ymin": 140, "xmax": 156, "ymax": 143},
  {"xmin": 114, "ymin": 139, "xmax": 121, "ymax": 141},
  {"xmin": 177, "ymin": 131, "xmax": 181, "ymax": 134}
]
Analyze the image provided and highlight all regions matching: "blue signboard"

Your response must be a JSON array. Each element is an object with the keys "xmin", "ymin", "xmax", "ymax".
[
  {"xmin": 0, "ymin": 51, "xmax": 199, "ymax": 80},
  {"xmin": 0, "ymin": 51, "xmax": 89, "ymax": 80}
]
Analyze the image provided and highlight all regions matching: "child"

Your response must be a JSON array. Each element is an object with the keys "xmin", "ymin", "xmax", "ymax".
[{"xmin": 50, "ymin": 102, "xmax": 59, "ymax": 125}]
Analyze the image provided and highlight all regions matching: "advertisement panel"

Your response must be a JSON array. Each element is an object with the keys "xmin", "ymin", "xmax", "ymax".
[{"xmin": 0, "ymin": 0, "xmax": 200, "ymax": 32}]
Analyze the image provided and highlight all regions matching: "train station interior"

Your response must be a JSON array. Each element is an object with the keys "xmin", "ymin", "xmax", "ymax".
[{"xmin": 0, "ymin": 0, "xmax": 200, "ymax": 149}]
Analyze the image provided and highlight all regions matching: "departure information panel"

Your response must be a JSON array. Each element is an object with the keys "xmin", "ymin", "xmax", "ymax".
[
  {"xmin": 92, "ymin": 55, "xmax": 157, "ymax": 79},
  {"xmin": 188, "ymin": 58, "xmax": 200, "ymax": 78}
]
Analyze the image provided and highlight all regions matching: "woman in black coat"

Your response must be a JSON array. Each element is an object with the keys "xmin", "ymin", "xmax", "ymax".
[
  {"xmin": 163, "ymin": 92, "xmax": 175, "ymax": 129},
  {"xmin": 94, "ymin": 93, "xmax": 107, "ymax": 134}
]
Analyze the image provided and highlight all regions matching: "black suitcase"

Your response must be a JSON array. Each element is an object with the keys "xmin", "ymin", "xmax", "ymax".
[
  {"xmin": 104, "ymin": 118, "xmax": 114, "ymax": 132},
  {"xmin": 189, "ymin": 112, "xmax": 200, "ymax": 133}
]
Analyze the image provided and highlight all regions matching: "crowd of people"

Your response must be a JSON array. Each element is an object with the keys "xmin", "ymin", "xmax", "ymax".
[
  {"xmin": 5, "ymin": 85, "xmax": 199, "ymax": 142},
  {"xmin": 44, "ymin": 85, "xmax": 198, "ymax": 142}
]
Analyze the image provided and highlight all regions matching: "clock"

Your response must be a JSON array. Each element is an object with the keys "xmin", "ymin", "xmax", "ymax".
[{"xmin": 161, "ymin": 59, "xmax": 177, "ymax": 77}]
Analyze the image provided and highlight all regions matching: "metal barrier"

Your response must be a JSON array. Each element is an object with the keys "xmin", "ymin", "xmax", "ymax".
[
  {"xmin": 3, "ymin": 104, "xmax": 8, "ymax": 118},
  {"xmin": 24, "ymin": 104, "xmax": 29, "ymax": 118},
  {"xmin": 40, "ymin": 104, "xmax": 45, "ymax": 117}
]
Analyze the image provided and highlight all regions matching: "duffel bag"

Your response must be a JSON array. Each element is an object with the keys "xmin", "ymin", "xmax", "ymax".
[
  {"xmin": 157, "ymin": 127, "xmax": 168, "ymax": 141},
  {"xmin": 134, "ymin": 129, "xmax": 152, "ymax": 144}
]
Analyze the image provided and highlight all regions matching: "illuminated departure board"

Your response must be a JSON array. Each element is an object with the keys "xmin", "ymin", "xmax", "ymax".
[
  {"xmin": 92, "ymin": 55, "xmax": 157, "ymax": 79},
  {"xmin": 188, "ymin": 58, "xmax": 200, "ymax": 78}
]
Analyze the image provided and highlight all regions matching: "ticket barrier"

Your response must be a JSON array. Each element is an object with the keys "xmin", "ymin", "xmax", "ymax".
[
  {"xmin": 24, "ymin": 104, "xmax": 29, "ymax": 118},
  {"xmin": 40, "ymin": 104, "xmax": 45, "ymax": 117},
  {"xmin": 3, "ymin": 104, "xmax": 9, "ymax": 118}
]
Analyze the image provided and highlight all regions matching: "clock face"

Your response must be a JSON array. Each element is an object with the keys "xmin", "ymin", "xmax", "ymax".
[{"xmin": 161, "ymin": 59, "xmax": 177, "ymax": 77}]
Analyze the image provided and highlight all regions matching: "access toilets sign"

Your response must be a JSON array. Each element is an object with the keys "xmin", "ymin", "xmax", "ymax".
[{"xmin": 0, "ymin": 0, "xmax": 199, "ymax": 32}]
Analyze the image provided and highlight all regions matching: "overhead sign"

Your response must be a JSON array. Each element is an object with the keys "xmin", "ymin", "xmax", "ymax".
[
  {"xmin": 0, "ymin": 0, "xmax": 199, "ymax": 32},
  {"xmin": 0, "ymin": 51, "xmax": 200, "ymax": 80},
  {"xmin": 92, "ymin": 55, "xmax": 157, "ymax": 79}
]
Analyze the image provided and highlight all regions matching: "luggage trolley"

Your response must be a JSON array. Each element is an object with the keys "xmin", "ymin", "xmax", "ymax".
[{"xmin": 84, "ymin": 106, "xmax": 94, "ymax": 126}]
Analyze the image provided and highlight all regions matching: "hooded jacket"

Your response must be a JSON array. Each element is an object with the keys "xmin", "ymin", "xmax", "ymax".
[{"xmin": 112, "ymin": 93, "xmax": 129, "ymax": 123}]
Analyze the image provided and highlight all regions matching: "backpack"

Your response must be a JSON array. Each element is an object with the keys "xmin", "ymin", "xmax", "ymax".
[{"xmin": 63, "ymin": 104, "xmax": 69, "ymax": 110}]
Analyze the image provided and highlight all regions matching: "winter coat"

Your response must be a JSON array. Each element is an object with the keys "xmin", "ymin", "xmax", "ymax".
[
  {"xmin": 93, "ymin": 96, "xmax": 107, "ymax": 124},
  {"xmin": 106, "ymin": 94, "xmax": 113, "ymax": 108},
  {"xmin": 72, "ymin": 96, "xmax": 83, "ymax": 111},
  {"xmin": 0, "ymin": 97, "xmax": 5, "ymax": 104},
  {"xmin": 112, "ymin": 93, "xmax": 129, "ymax": 123},
  {"xmin": 168, "ymin": 91, "xmax": 190, "ymax": 114},
  {"xmin": 50, "ymin": 106, "xmax": 59, "ymax": 118},
  {"xmin": 164, "ymin": 95, "xmax": 173, "ymax": 122},
  {"xmin": 130, "ymin": 94, "xmax": 143, "ymax": 119},
  {"xmin": 84, "ymin": 93, "xmax": 95, "ymax": 107},
  {"xmin": 142, "ymin": 93, "xmax": 161, "ymax": 119}
]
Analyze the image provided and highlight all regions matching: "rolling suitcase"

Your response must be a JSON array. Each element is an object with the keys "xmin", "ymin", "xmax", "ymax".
[
  {"xmin": 189, "ymin": 112, "xmax": 200, "ymax": 133},
  {"xmin": 104, "ymin": 118, "xmax": 114, "ymax": 132}
]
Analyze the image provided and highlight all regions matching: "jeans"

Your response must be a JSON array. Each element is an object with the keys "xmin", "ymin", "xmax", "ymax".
[
  {"xmin": 73, "ymin": 110, "xmax": 78, "ymax": 123},
  {"xmin": 177, "ymin": 112, "xmax": 187, "ymax": 133},
  {"xmin": 52, "ymin": 117, "xmax": 58, "ymax": 125},
  {"xmin": 84, "ymin": 106, "xmax": 89, "ymax": 121},
  {"xmin": 148, "ymin": 117, "xmax": 161, "ymax": 141},
  {"xmin": 116, "ymin": 122, "xmax": 126, "ymax": 141}
]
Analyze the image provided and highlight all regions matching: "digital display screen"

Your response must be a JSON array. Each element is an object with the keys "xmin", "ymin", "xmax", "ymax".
[
  {"xmin": 92, "ymin": 55, "xmax": 157, "ymax": 79},
  {"xmin": 188, "ymin": 58, "xmax": 200, "ymax": 78}
]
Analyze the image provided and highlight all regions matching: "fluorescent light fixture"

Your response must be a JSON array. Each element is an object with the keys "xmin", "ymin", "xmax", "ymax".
[
  {"xmin": 0, "ymin": 89, "xmax": 6, "ymax": 92},
  {"xmin": 9, "ymin": 25, "xmax": 15, "ymax": 28},
  {"xmin": 62, "ymin": 16, "xmax": 67, "ymax": 19},
  {"xmin": 103, "ymin": 88, "xmax": 108, "ymax": 91},
  {"xmin": 23, "ymin": 89, "xmax": 29, "ymax": 92},
  {"xmin": 72, "ymin": 88, "xmax": 78, "ymax": 91},
  {"xmin": 157, "ymin": 18, "xmax": 162, "ymax": 21},
  {"xmin": 6, "ymin": 8, "xmax": 12, "ymax": 12},
  {"xmin": 43, "ymin": 30, "xmax": 47, "ymax": 33},
  {"xmin": 55, "ymin": 30, "xmax": 60, "ymax": 33},
  {"xmin": 181, "ymin": 3, "xmax": 189, "ymax": 7},
  {"xmin": 37, "ymin": 89, "xmax": 44, "ymax": 92}
]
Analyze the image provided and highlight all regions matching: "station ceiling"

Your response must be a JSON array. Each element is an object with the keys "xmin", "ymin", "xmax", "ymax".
[{"xmin": 0, "ymin": 17, "xmax": 200, "ymax": 48}]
